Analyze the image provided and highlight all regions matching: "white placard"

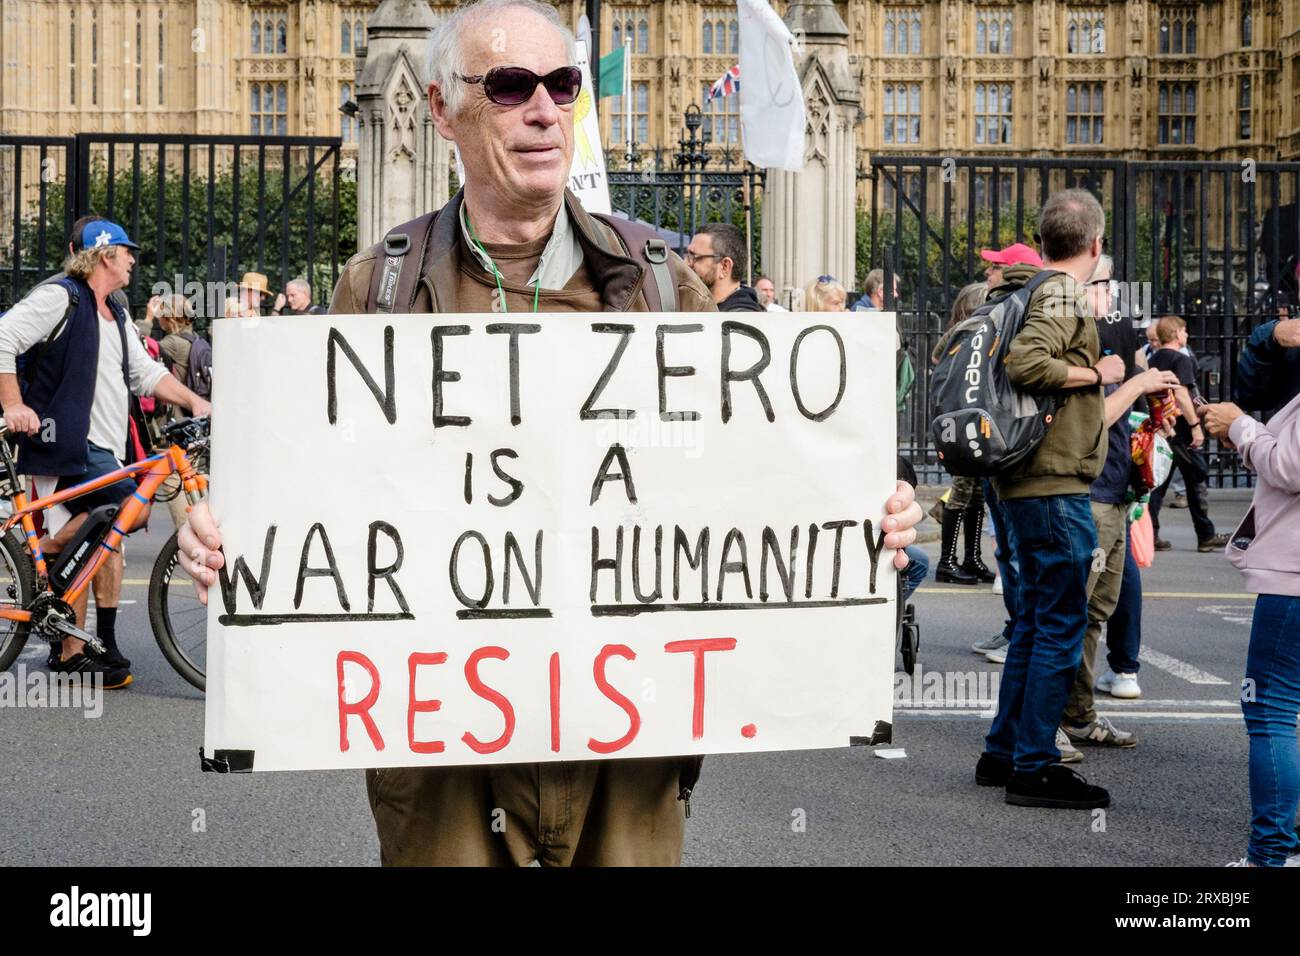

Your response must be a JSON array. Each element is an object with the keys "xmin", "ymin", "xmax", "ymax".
[{"xmin": 203, "ymin": 312, "xmax": 897, "ymax": 771}]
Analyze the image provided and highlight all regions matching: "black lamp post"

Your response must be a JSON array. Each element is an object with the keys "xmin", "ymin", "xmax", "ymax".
[
  {"xmin": 676, "ymin": 104, "xmax": 711, "ymax": 171},
  {"xmin": 674, "ymin": 104, "xmax": 713, "ymax": 242}
]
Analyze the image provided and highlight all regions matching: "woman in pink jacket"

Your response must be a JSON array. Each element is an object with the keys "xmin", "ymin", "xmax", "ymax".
[{"xmin": 1202, "ymin": 394, "xmax": 1300, "ymax": 867}]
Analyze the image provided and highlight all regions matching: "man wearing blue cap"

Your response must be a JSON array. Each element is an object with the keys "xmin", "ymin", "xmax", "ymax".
[{"xmin": 0, "ymin": 219, "xmax": 211, "ymax": 687}]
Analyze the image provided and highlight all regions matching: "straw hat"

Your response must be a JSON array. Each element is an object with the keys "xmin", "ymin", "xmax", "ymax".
[{"xmin": 239, "ymin": 272, "xmax": 271, "ymax": 296}]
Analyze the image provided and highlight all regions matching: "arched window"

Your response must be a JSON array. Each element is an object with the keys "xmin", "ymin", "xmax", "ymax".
[
  {"xmin": 354, "ymin": 20, "xmax": 364, "ymax": 51},
  {"xmin": 976, "ymin": 21, "xmax": 986, "ymax": 54},
  {"xmin": 342, "ymin": 19, "xmax": 351, "ymax": 54},
  {"xmin": 729, "ymin": 19, "xmax": 738, "ymax": 54},
  {"xmin": 884, "ymin": 20, "xmax": 894, "ymax": 54},
  {"xmin": 634, "ymin": 82, "xmax": 648, "ymax": 142},
  {"xmin": 70, "ymin": 10, "xmax": 77, "ymax": 106},
  {"xmin": 264, "ymin": 20, "xmax": 274, "ymax": 54},
  {"xmin": 703, "ymin": 20, "xmax": 712, "ymax": 53},
  {"xmin": 1068, "ymin": 22, "xmax": 1077, "ymax": 53},
  {"xmin": 637, "ymin": 18, "xmax": 648, "ymax": 54},
  {"xmin": 975, "ymin": 84, "xmax": 985, "ymax": 113},
  {"xmin": 1241, "ymin": 1, "xmax": 1253, "ymax": 47},
  {"xmin": 1003, "ymin": 19, "xmax": 1012, "ymax": 53},
  {"xmin": 1081, "ymin": 20, "xmax": 1092, "ymax": 55},
  {"xmin": 1158, "ymin": 20, "xmax": 1169, "ymax": 54},
  {"xmin": 252, "ymin": 18, "xmax": 262, "ymax": 54},
  {"xmin": 1172, "ymin": 20, "xmax": 1182, "ymax": 53},
  {"xmin": 1187, "ymin": 21, "xmax": 1197, "ymax": 53},
  {"xmin": 910, "ymin": 16, "xmax": 921, "ymax": 54},
  {"xmin": 612, "ymin": 22, "xmax": 621, "ymax": 48},
  {"xmin": 1239, "ymin": 76, "xmax": 1252, "ymax": 138},
  {"xmin": 277, "ymin": 19, "xmax": 287, "ymax": 53},
  {"xmin": 1067, "ymin": 84, "xmax": 1077, "ymax": 112},
  {"xmin": 135, "ymin": 8, "xmax": 142, "ymax": 106},
  {"xmin": 91, "ymin": 7, "xmax": 98, "ymax": 105}
]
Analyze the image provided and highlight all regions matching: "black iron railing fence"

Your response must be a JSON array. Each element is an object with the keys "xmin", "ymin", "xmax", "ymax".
[
  {"xmin": 869, "ymin": 156, "xmax": 1300, "ymax": 486},
  {"xmin": 1, "ymin": 133, "xmax": 350, "ymax": 329}
]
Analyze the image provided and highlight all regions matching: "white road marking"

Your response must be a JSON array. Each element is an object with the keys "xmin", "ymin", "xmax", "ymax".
[
  {"xmin": 1138, "ymin": 647, "xmax": 1231, "ymax": 685},
  {"xmin": 896, "ymin": 698, "xmax": 1239, "ymax": 709},
  {"xmin": 898, "ymin": 709, "xmax": 1244, "ymax": 722},
  {"xmin": 1198, "ymin": 604, "xmax": 1254, "ymax": 626}
]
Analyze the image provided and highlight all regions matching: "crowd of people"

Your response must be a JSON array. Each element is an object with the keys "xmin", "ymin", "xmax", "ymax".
[
  {"xmin": 1, "ymin": 0, "xmax": 1295, "ymax": 870},
  {"xmin": 685, "ymin": 182, "xmax": 1297, "ymax": 865},
  {"xmin": 0, "ymin": 209, "xmax": 330, "ymax": 689}
]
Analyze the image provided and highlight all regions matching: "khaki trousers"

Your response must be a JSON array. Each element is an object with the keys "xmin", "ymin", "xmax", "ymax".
[
  {"xmin": 1063, "ymin": 501, "xmax": 1127, "ymax": 727},
  {"xmin": 366, "ymin": 757, "xmax": 690, "ymax": 867}
]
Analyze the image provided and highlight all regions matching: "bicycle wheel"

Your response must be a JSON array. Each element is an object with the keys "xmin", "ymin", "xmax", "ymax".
[
  {"xmin": 0, "ymin": 528, "xmax": 38, "ymax": 672},
  {"xmin": 148, "ymin": 530, "xmax": 207, "ymax": 691}
]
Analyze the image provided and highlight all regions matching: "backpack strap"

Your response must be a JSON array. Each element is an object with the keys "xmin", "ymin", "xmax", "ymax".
[
  {"xmin": 593, "ymin": 214, "xmax": 679, "ymax": 313},
  {"xmin": 1021, "ymin": 268, "xmax": 1068, "ymax": 295},
  {"xmin": 19, "ymin": 277, "xmax": 80, "ymax": 390},
  {"xmin": 366, "ymin": 211, "xmax": 439, "ymax": 314}
]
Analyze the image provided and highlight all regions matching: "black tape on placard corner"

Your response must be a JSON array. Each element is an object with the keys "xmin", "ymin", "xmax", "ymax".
[
  {"xmin": 849, "ymin": 721, "xmax": 893, "ymax": 747},
  {"xmin": 200, "ymin": 747, "xmax": 255, "ymax": 773}
]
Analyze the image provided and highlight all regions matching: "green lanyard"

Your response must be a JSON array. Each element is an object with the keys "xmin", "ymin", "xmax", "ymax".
[{"xmin": 464, "ymin": 213, "xmax": 542, "ymax": 314}]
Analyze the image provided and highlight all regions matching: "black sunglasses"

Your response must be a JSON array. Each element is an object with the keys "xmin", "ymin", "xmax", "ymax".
[{"xmin": 455, "ymin": 66, "xmax": 583, "ymax": 107}]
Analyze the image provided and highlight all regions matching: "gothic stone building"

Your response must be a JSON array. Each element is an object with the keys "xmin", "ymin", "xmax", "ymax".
[{"xmin": 0, "ymin": 1, "xmax": 1291, "ymax": 161}]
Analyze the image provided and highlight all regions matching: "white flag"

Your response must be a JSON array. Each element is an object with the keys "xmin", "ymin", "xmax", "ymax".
[
  {"xmin": 737, "ymin": 0, "xmax": 805, "ymax": 171},
  {"xmin": 568, "ymin": 38, "xmax": 612, "ymax": 215}
]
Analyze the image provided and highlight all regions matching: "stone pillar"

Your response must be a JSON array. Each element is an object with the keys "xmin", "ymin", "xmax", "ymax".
[
  {"xmin": 761, "ymin": 0, "xmax": 861, "ymax": 306},
  {"xmin": 354, "ymin": 0, "xmax": 451, "ymax": 250}
]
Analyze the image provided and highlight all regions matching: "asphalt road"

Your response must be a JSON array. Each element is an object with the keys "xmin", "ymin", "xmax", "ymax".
[{"xmin": 0, "ymin": 490, "xmax": 1268, "ymax": 866}]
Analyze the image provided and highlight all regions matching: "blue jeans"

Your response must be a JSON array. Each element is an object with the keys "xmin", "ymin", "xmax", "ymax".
[
  {"xmin": 900, "ymin": 546, "xmax": 929, "ymax": 603},
  {"xmin": 984, "ymin": 480, "xmax": 1020, "ymax": 640},
  {"xmin": 985, "ymin": 494, "xmax": 1097, "ymax": 774},
  {"xmin": 1104, "ymin": 542, "xmax": 1143, "ymax": 675},
  {"xmin": 1242, "ymin": 594, "xmax": 1300, "ymax": 867}
]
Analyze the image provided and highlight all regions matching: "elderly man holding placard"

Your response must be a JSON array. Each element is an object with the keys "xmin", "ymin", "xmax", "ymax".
[{"xmin": 179, "ymin": 0, "xmax": 922, "ymax": 867}]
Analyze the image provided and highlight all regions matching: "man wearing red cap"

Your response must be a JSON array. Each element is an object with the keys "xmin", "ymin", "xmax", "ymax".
[{"xmin": 981, "ymin": 243, "xmax": 1043, "ymax": 290}]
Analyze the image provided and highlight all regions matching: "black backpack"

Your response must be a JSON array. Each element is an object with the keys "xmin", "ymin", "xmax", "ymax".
[
  {"xmin": 181, "ymin": 331, "xmax": 213, "ymax": 398},
  {"xmin": 929, "ymin": 270, "xmax": 1065, "ymax": 477}
]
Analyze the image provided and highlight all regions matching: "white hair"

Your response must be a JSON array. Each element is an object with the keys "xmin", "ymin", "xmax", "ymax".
[
  {"xmin": 1090, "ymin": 253, "xmax": 1114, "ymax": 281},
  {"xmin": 287, "ymin": 277, "xmax": 311, "ymax": 295},
  {"xmin": 426, "ymin": 0, "xmax": 577, "ymax": 118}
]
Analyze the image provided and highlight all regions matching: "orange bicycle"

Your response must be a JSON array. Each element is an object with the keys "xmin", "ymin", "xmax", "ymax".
[{"xmin": 0, "ymin": 417, "xmax": 209, "ymax": 684}]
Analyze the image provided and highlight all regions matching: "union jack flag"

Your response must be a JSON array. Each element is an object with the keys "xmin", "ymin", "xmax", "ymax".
[{"xmin": 707, "ymin": 65, "xmax": 741, "ymax": 103}]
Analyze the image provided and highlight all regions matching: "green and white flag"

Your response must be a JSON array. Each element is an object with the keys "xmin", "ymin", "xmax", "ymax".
[{"xmin": 597, "ymin": 46, "xmax": 626, "ymax": 100}]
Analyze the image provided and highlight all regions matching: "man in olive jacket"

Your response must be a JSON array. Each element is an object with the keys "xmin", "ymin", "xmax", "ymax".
[
  {"xmin": 976, "ymin": 189, "xmax": 1126, "ymax": 811},
  {"xmin": 177, "ymin": 0, "xmax": 924, "ymax": 866}
]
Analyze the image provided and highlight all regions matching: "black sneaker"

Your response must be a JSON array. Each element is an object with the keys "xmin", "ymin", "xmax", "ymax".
[
  {"xmin": 1005, "ymin": 764, "xmax": 1110, "ymax": 809},
  {"xmin": 92, "ymin": 635, "xmax": 131, "ymax": 671},
  {"xmin": 51, "ymin": 652, "xmax": 132, "ymax": 689},
  {"xmin": 975, "ymin": 752, "xmax": 1013, "ymax": 787}
]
